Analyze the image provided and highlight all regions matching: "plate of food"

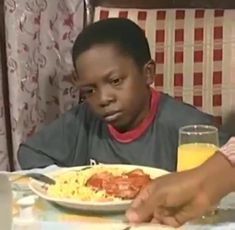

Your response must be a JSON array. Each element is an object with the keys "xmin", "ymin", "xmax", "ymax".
[{"xmin": 28, "ymin": 164, "xmax": 169, "ymax": 212}]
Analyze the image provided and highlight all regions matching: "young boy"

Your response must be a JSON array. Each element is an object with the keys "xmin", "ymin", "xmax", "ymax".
[{"xmin": 18, "ymin": 18, "xmax": 230, "ymax": 170}]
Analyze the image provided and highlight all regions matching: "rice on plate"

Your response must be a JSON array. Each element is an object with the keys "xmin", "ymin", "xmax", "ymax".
[{"xmin": 47, "ymin": 167, "xmax": 133, "ymax": 202}]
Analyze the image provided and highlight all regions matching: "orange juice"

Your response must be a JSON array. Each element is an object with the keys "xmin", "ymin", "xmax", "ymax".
[{"xmin": 177, "ymin": 143, "xmax": 218, "ymax": 171}]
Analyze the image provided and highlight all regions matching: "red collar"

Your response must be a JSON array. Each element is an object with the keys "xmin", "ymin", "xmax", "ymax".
[{"xmin": 107, "ymin": 88, "xmax": 160, "ymax": 143}]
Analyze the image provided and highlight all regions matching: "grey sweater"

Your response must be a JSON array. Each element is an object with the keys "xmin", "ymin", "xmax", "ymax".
[{"xmin": 18, "ymin": 93, "xmax": 230, "ymax": 171}]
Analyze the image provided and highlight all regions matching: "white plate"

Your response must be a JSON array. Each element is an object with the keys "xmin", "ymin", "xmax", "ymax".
[{"xmin": 28, "ymin": 164, "xmax": 169, "ymax": 212}]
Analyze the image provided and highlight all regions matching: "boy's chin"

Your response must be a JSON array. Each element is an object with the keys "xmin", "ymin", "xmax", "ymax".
[{"xmin": 109, "ymin": 121, "xmax": 132, "ymax": 133}]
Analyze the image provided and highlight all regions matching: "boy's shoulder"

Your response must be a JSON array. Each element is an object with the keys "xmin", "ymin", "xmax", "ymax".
[
  {"xmin": 59, "ymin": 102, "xmax": 98, "ymax": 126},
  {"xmin": 157, "ymin": 93, "xmax": 214, "ymax": 127},
  {"xmin": 67, "ymin": 102, "xmax": 90, "ymax": 116}
]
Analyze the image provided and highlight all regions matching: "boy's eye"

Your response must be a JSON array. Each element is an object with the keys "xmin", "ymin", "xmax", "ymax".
[
  {"xmin": 81, "ymin": 88, "xmax": 95, "ymax": 98},
  {"xmin": 110, "ymin": 78, "xmax": 123, "ymax": 86}
]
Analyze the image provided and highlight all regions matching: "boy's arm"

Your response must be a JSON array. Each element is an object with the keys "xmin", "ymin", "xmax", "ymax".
[{"xmin": 18, "ymin": 105, "xmax": 90, "ymax": 169}]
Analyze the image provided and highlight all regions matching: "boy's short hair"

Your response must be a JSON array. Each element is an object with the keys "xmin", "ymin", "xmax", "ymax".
[{"xmin": 72, "ymin": 18, "xmax": 151, "ymax": 69}]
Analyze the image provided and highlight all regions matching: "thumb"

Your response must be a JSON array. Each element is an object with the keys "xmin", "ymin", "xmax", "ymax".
[{"xmin": 126, "ymin": 185, "xmax": 157, "ymax": 223}]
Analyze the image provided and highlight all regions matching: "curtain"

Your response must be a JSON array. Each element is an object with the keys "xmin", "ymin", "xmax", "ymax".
[
  {"xmin": 1, "ymin": 0, "xmax": 84, "ymax": 170},
  {"xmin": 0, "ymin": 51, "xmax": 9, "ymax": 170}
]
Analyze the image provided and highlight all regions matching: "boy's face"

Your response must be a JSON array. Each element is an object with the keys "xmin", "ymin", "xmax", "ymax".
[{"xmin": 75, "ymin": 44, "xmax": 154, "ymax": 131}]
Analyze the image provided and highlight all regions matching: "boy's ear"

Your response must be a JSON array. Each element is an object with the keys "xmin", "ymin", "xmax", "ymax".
[{"xmin": 144, "ymin": 59, "xmax": 155, "ymax": 85}]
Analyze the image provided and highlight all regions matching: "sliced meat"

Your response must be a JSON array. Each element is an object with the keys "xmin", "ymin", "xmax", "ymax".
[
  {"xmin": 104, "ymin": 176, "xmax": 138, "ymax": 199},
  {"xmin": 86, "ymin": 169, "xmax": 152, "ymax": 199},
  {"xmin": 126, "ymin": 169, "xmax": 146, "ymax": 176},
  {"xmin": 127, "ymin": 174, "xmax": 151, "ymax": 189},
  {"xmin": 86, "ymin": 172, "xmax": 112, "ymax": 189}
]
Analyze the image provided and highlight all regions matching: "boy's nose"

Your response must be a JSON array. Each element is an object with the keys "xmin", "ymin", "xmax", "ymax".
[{"xmin": 98, "ymin": 90, "xmax": 115, "ymax": 107}]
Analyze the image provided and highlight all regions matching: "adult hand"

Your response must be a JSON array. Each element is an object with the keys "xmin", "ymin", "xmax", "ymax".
[{"xmin": 126, "ymin": 168, "xmax": 211, "ymax": 227}]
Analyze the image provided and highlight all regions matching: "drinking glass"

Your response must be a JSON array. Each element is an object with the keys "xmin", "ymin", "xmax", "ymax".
[
  {"xmin": 177, "ymin": 125, "xmax": 219, "ymax": 217},
  {"xmin": 177, "ymin": 125, "xmax": 219, "ymax": 172}
]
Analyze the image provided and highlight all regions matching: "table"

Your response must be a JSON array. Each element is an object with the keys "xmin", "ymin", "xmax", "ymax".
[{"xmin": 7, "ymin": 166, "xmax": 235, "ymax": 229}]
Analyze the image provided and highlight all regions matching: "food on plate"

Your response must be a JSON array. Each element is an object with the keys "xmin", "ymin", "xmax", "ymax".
[
  {"xmin": 47, "ymin": 167, "xmax": 152, "ymax": 202},
  {"xmin": 86, "ymin": 169, "xmax": 151, "ymax": 199}
]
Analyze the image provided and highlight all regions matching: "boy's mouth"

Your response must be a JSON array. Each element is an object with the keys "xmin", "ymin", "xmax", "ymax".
[{"xmin": 103, "ymin": 111, "xmax": 122, "ymax": 122}]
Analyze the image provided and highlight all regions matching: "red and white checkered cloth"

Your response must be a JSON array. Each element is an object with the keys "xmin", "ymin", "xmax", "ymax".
[{"xmin": 94, "ymin": 8, "xmax": 235, "ymax": 124}]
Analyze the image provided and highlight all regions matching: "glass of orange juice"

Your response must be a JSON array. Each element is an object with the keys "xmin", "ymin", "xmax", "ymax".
[
  {"xmin": 177, "ymin": 125, "xmax": 219, "ymax": 217},
  {"xmin": 177, "ymin": 125, "xmax": 218, "ymax": 172}
]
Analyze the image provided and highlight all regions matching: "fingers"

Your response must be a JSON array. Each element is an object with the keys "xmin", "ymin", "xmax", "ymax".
[
  {"xmin": 151, "ymin": 206, "xmax": 182, "ymax": 227},
  {"xmin": 126, "ymin": 186, "xmax": 155, "ymax": 223},
  {"xmin": 126, "ymin": 172, "xmax": 201, "ymax": 227},
  {"xmin": 127, "ymin": 189, "xmax": 193, "ymax": 227},
  {"xmin": 129, "ymin": 185, "xmax": 150, "ymax": 209},
  {"xmin": 173, "ymin": 205, "xmax": 206, "ymax": 226},
  {"xmin": 155, "ymin": 216, "xmax": 181, "ymax": 228},
  {"xmin": 126, "ymin": 193, "xmax": 188, "ymax": 227}
]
